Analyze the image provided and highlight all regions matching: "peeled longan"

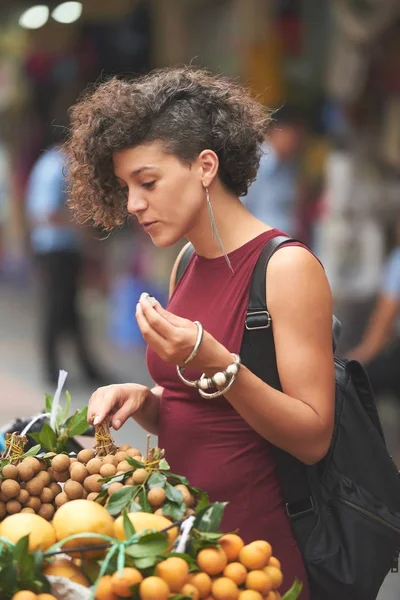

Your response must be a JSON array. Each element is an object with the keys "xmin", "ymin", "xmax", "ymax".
[
  {"xmin": 107, "ymin": 482, "xmax": 123, "ymax": 496},
  {"xmin": 1, "ymin": 479, "xmax": 21, "ymax": 500},
  {"xmin": 53, "ymin": 470, "xmax": 70, "ymax": 483},
  {"xmin": 117, "ymin": 460, "xmax": 131, "ymax": 473},
  {"xmin": 55, "ymin": 492, "xmax": 68, "ymax": 507},
  {"xmin": 84, "ymin": 474, "xmax": 103, "ymax": 493},
  {"xmin": 0, "ymin": 501, "xmax": 6, "ymax": 518},
  {"xmin": 70, "ymin": 462, "xmax": 88, "ymax": 483},
  {"xmin": 86, "ymin": 458, "xmax": 102, "ymax": 475},
  {"xmin": 17, "ymin": 488, "xmax": 29, "ymax": 504},
  {"xmin": 99, "ymin": 463, "xmax": 117, "ymax": 478},
  {"xmin": 25, "ymin": 496, "xmax": 41, "ymax": 511},
  {"xmin": 147, "ymin": 487, "xmax": 166, "ymax": 508},
  {"xmin": 37, "ymin": 470, "xmax": 51, "ymax": 487},
  {"xmin": 77, "ymin": 448, "xmax": 95, "ymax": 464},
  {"xmin": 51, "ymin": 454, "xmax": 70, "ymax": 472},
  {"xmin": 2, "ymin": 464, "xmax": 18, "ymax": 479},
  {"xmin": 26, "ymin": 476, "xmax": 44, "ymax": 497},
  {"xmin": 132, "ymin": 468, "xmax": 148, "ymax": 485},
  {"xmin": 39, "ymin": 503, "xmax": 55, "ymax": 520},
  {"xmin": 40, "ymin": 487, "xmax": 54, "ymax": 503},
  {"xmin": 64, "ymin": 480, "xmax": 84, "ymax": 500},
  {"xmin": 114, "ymin": 451, "xmax": 127, "ymax": 464},
  {"xmin": 6, "ymin": 500, "xmax": 22, "ymax": 514},
  {"xmin": 49, "ymin": 482, "xmax": 62, "ymax": 496}
]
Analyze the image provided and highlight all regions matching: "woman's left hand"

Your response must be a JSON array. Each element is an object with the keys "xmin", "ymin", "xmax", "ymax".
[{"xmin": 136, "ymin": 293, "xmax": 208, "ymax": 367}]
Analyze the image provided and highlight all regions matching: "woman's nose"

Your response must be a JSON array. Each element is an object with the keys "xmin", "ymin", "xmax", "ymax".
[{"xmin": 127, "ymin": 190, "xmax": 148, "ymax": 215}]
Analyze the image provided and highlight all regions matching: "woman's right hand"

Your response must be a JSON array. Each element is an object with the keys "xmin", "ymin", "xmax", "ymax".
[{"xmin": 88, "ymin": 383, "xmax": 151, "ymax": 430}]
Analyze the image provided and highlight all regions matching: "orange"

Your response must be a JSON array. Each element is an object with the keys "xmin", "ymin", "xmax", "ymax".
[
  {"xmin": 37, "ymin": 595, "xmax": 57, "ymax": 600},
  {"xmin": 265, "ymin": 592, "xmax": 280, "ymax": 600},
  {"xmin": 186, "ymin": 572, "xmax": 212, "ymax": 598},
  {"xmin": 211, "ymin": 577, "xmax": 239, "ymax": 600},
  {"xmin": 155, "ymin": 557, "xmax": 189, "ymax": 592},
  {"xmin": 139, "ymin": 576, "xmax": 170, "ymax": 600},
  {"xmin": 95, "ymin": 575, "xmax": 118, "ymax": 600},
  {"xmin": 0, "ymin": 514, "xmax": 56, "ymax": 552},
  {"xmin": 111, "ymin": 567, "xmax": 143, "ymax": 597},
  {"xmin": 245, "ymin": 570, "xmax": 272, "ymax": 596},
  {"xmin": 180, "ymin": 583, "xmax": 200, "ymax": 599},
  {"xmin": 223, "ymin": 561, "xmax": 247, "ymax": 586},
  {"xmin": 268, "ymin": 556, "xmax": 281, "ymax": 569},
  {"xmin": 238, "ymin": 591, "xmax": 263, "ymax": 600},
  {"xmin": 263, "ymin": 566, "xmax": 283, "ymax": 589},
  {"xmin": 11, "ymin": 593, "xmax": 37, "ymax": 600},
  {"xmin": 197, "ymin": 547, "xmax": 228, "ymax": 576},
  {"xmin": 239, "ymin": 544, "xmax": 269, "ymax": 570},
  {"xmin": 250, "ymin": 540, "xmax": 272, "ymax": 562},
  {"xmin": 219, "ymin": 534, "xmax": 244, "ymax": 562}
]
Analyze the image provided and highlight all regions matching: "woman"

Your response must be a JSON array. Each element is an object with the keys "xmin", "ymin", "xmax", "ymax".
[{"xmin": 66, "ymin": 67, "xmax": 335, "ymax": 598}]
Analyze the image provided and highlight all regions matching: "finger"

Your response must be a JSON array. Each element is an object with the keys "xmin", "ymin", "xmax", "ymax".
[
  {"xmin": 88, "ymin": 387, "xmax": 108, "ymax": 424},
  {"xmin": 90, "ymin": 387, "xmax": 121, "ymax": 426},
  {"xmin": 140, "ymin": 295, "xmax": 186, "ymax": 332},
  {"xmin": 111, "ymin": 400, "xmax": 136, "ymax": 430},
  {"xmin": 136, "ymin": 302, "xmax": 171, "ymax": 345}
]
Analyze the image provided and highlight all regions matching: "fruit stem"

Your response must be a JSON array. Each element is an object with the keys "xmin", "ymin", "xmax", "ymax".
[
  {"xmin": 1, "ymin": 432, "xmax": 28, "ymax": 464},
  {"xmin": 94, "ymin": 418, "xmax": 117, "ymax": 457}
]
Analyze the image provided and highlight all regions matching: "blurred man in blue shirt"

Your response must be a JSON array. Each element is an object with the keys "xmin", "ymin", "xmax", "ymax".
[
  {"xmin": 242, "ymin": 106, "xmax": 304, "ymax": 236},
  {"xmin": 26, "ymin": 130, "xmax": 105, "ymax": 386}
]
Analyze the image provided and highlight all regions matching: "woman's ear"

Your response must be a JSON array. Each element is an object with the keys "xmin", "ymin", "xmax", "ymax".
[{"xmin": 198, "ymin": 149, "xmax": 219, "ymax": 188}]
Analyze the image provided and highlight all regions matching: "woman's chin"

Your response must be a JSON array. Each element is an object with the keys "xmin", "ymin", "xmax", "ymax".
[{"xmin": 148, "ymin": 230, "xmax": 181, "ymax": 248}]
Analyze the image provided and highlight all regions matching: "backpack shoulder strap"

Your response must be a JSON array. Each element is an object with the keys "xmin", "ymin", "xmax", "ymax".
[{"xmin": 175, "ymin": 243, "xmax": 195, "ymax": 287}]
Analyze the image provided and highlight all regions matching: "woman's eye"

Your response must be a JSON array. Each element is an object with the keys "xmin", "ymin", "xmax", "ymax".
[{"xmin": 142, "ymin": 181, "xmax": 156, "ymax": 189}]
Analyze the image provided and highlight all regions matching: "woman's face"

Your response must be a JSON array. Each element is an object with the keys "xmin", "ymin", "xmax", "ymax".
[{"xmin": 113, "ymin": 141, "xmax": 205, "ymax": 247}]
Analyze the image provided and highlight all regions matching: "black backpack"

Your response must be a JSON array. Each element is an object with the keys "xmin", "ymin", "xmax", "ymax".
[{"xmin": 176, "ymin": 236, "xmax": 400, "ymax": 600}]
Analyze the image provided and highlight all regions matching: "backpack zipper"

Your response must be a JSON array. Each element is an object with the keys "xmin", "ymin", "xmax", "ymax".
[{"xmin": 336, "ymin": 495, "xmax": 400, "ymax": 535}]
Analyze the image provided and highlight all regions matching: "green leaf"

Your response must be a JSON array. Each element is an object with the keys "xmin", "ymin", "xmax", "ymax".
[
  {"xmin": 129, "ymin": 501, "xmax": 143, "ymax": 513},
  {"xmin": 166, "ymin": 472, "xmax": 189, "ymax": 486},
  {"xmin": 13, "ymin": 535, "xmax": 30, "ymax": 563},
  {"xmin": 67, "ymin": 407, "xmax": 89, "ymax": 437},
  {"xmin": 106, "ymin": 486, "xmax": 136, "ymax": 516},
  {"xmin": 38, "ymin": 422, "xmax": 57, "ymax": 452},
  {"xmin": 133, "ymin": 555, "xmax": 158, "ymax": 570},
  {"xmin": 165, "ymin": 483, "xmax": 184, "ymax": 504},
  {"xmin": 137, "ymin": 488, "xmax": 152, "ymax": 513},
  {"xmin": 21, "ymin": 445, "xmax": 41, "ymax": 458},
  {"xmin": 158, "ymin": 458, "xmax": 170, "ymax": 470},
  {"xmin": 147, "ymin": 472, "xmax": 167, "ymax": 489},
  {"xmin": 282, "ymin": 579, "xmax": 303, "ymax": 600},
  {"xmin": 193, "ymin": 502, "xmax": 227, "ymax": 532},
  {"xmin": 45, "ymin": 394, "xmax": 53, "ymax": 413},
  {"xmin": 194, "ymin": 490, "xmax": 209, "ymax": 513},
  {"xmin": 161, "ymin": 501, "xmax": 186, "ymax": 521},
  {"xmin": 126, "ymin": 533, "xmax": 169, "ymax": 557},
  {"xmin": 123, "ymin": 511, "xmax": 136, "ymax": 539},
  {"xmin": 126, "ymin": 456, "xmax": 146, "ymax": 469}
]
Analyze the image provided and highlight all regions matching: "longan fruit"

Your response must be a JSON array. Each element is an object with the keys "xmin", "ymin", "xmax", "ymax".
[
  {"xmin": 51, "ymin": 454, "xmax": 70, "ymax": 472},
  {"xmin": 20, "ymin": 507, "xmax": 35, "ymax": 514},
  {"xmin": 17, "ymin": 488, "xmax": 29, "ymax": 504},
  {"xmin": 23, "ymin": 457, "xmax": 41, "ymax": 474},
  {"xmin": 37, "ymin": 470, "xmax": 51, "ymax": 487},
  {"xmin": 147, "ymin": 487, "xmax": 166, "ymax": 508},
  {"xmin": 118, "ymin": 444, "xmax": 131, "ymax": 452},
  {"xmin": 117, "ymin": 460, "xmax": 131, "ymax": 473},
  {"xmin": 87, "ymin": 492, "xmax": 100, "ymax": 502},
  {"xmin": 125, "ymin": 476, "xmax": 134, "ymax": 486},
  {"xmin": 126, "ymin": 448, "xmax": 141, "ymax": 458},
  {"xmin": 64, "ymin": 480, "xmax": 84, "ymax": 500},
  {"xmin": 38, "ymin": 503, "xmax": 55, "ymax": 520},
  {"xmin": 25, "ymin": 496, "xmax": 41, "ymax": 511},
  {"xmin": 40, "ymin": 487, "xmax": 54, "ymax": 503},
  {"xmin": 6, "ymin": 500, "xmax": 21, "ymax": 514},
  {"xmin": 86, "ymin": 458, "xmax": 102, "ymax": 475},
  {"xmin": 77, "ymin": 448, "xmax": 95, "ymax": 464},
  {"xmin": 175, "ymin": 484, "xmax": 194, "ymax": 507},
  {"xmin": 0, "ymin": 501, "xmax": 6, "ymax": 518},
  {"xmin": 26, "ymin": 476, "xmax": 44, "ymax": 497},
  {"xmin": 70, "ymin": 462, "xmax": 88, "ymax": 483},
  {"xmin": 17, "ymin": 463, "xmax": 34, "ymax": 482},
  {"xmin": 1, "ymin": 479, "xmax": 21, "ymax": 500},
  {"xmin": 132, "ymin": 468, "xmax": 148, "ymax": 485},
  {"xmin": 37, "ymin": 459, "xmax": 48, "ymax": 471},
  {"xmin": 84, "ymin": 474, "xmax": 103, "ymax": 493},
  {"xmin": 49, "ymin": 482, "xmax": 62, "ymax": 496},
  {"xmin": 53, "ymin": 470, "xmax": 70, "ymax": 483},
  {"xmin": 108, "ymin": 482, "xmax": 124, "ymax": 496},
  {"xmin": 55, "ymin": 492, "xmax": 68, "ymax": 507},
  {"xmin": 70, "ymin": 457, "xmax": 78, "ymax": 463},
  {"xmin": 99, "ymin": 463, "xmax": 117, "ymax": 478},
  {"xmin": 114, "ymin": 451, "xmax": 127, "ymax": 464},
  {"xmin": 2, "ymin": 464, "xmax": 18, "ymax": 479},
  {"xmin": 102, "ymin": 454, "xmax": 118, "ymax": 467}
]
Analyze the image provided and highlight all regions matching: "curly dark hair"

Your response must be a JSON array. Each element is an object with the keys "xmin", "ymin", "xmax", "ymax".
[{"xmin": 65, "ymin": 66, "xmax": 272, "ymax": 230}]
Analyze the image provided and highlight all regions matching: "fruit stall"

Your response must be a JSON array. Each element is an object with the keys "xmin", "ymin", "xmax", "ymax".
[{"xmin": 0, "ymin": 392, "xmax": 303, "ymax": 600}]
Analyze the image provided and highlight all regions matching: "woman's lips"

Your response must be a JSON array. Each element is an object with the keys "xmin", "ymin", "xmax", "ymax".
[{"xmin": 141, "ymin": 221, "xmax": 157, "ymax": 231}]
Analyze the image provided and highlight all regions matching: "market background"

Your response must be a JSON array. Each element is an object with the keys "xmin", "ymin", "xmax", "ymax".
[{"xmin": 0, "ymin": 1, "xmax": 399, "ymax": 597}]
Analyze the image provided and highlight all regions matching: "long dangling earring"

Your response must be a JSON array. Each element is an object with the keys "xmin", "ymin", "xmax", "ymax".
[{"xmin": 205, "ymin": 187, "xmax": 233, "ymax": 272}]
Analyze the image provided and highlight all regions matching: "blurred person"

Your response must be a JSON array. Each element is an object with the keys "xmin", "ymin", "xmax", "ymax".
[
  {"xmin": 242, "ymin": 105, "xmax": 304, "ymax": 236},
  {"xmin": 347, "ymin": 220, "xmax": 400, "ymax": 400},
  {"xmin": 26, "ymin": 125, "xmax": 108, "ymax": 386},
  {"xmin": 64, "ymin": 67, "xmax": 336, "ymax": 599}
]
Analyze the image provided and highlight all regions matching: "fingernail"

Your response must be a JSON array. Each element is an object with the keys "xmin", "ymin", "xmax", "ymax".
[
  {"xmin": 147, "ymin": 295, "xmax": 157, "ymax": 307},
  {"xmin": 93, "ymin": 416, "xmax": 100, "ymax": 426},
  {"xmin": 140, "ymin": 292, "xmax": 149, "ymax": 301},
  {"xmin": 114, "ymin": 419, "xmax": 121, "ymax": 430}
]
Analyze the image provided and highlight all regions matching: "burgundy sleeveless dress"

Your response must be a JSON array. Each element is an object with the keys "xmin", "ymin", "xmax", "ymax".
[{"xmin": 147, "ymin": 229, "xmax": 310, "ymax": 599}]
